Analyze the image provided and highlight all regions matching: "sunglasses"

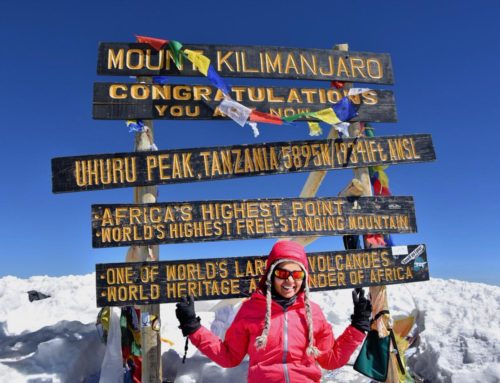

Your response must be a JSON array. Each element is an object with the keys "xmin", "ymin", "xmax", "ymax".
[{"xmin": 273, "ymin": 268, "xmax": 306, "ymax": 280}]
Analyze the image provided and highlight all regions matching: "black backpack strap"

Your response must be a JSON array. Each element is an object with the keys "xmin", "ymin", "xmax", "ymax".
[
  {"xmin": 389, "ymin": 329, "xmax": 406, "ymax": 375},
  {"xmin": 372, "ymin": 309, "xmax": 390, "ymax": 323}
]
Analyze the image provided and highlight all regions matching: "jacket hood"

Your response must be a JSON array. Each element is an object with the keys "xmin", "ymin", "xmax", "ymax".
[
  {"xmin": 266, "ymin": 240, "xmax": 308, "ymax": 271},
  {"xmin": 258, "ymin": 240, "xmax": 308, "ymax": 291}
]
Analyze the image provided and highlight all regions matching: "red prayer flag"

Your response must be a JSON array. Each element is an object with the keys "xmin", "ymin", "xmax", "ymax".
[
  {"xmin": 249, "ymin": 110, "xmax": 283, "ymax": 125},
  {"xmin": 365, "ymin": 234, "xmax": 387, "ymax": 247},
  {"xmin": 330, "ymin": 80, "xmax": 345, "ymax": 89},
  {"xmin": 372, "ymin": 179, "xmax": 391, "ymax": 196},
  {"xmin": 135, "ymin": 35, "xmax": 168, "ymax": 51}
]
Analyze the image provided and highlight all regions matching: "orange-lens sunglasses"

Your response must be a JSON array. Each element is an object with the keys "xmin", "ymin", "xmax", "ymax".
[{"xmin": 273, "ymin": 268, "xmax": 305, "ymax": 280}]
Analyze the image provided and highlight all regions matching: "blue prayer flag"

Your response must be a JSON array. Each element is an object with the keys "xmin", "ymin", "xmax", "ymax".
[
  {"xmin": 126, "ymin": 120, "xmax": 145, "ymax": 133},
  {"xmin": 207, "ymin": 65, "xmax": 231, "ymax": 96},
  {"xmin": 333, "ymin": 97, "xmax": 358, "ymax": 121}
]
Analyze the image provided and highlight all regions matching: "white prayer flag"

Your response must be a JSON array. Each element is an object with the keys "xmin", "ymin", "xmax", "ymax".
[
  {"xmin": 219, "ymin": 99, "xmax": 252, "ymax": 127},
  {"xmin": 334, "ymin": 122, "xmax": 350, "ymax": 137},
  {"xmin": 247, "ymin": 122, "xmax": 260, "ymax": 137},
  {"xmin": 348, "ymin": 88, "xmax": 371, "ymax": 96}
]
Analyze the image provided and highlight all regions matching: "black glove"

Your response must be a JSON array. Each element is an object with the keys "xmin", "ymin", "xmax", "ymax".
[
  {"xmin": 351, "ymin": 288, "xmax": 372, "ymax": 333},
  {"xmin": 176, "ymin": 296, "xmax": 201, "ymax": 336}
]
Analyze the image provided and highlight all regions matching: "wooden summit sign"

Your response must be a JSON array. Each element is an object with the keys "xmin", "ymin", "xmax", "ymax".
[
  {"xmin": 92, "ymin": 82, "xmax": 397, "ymax": 122},
  {"xmin": 95, "ymin": 244, "xmax": 429, "ymax": 307},
  {"xmin": 91, "ymin": 196, "xmax": 416, "ymax": 248},
  {"xmin": 53, "ymin": 134, "xmax": 435, "ymax": 193},
  {"xmin": 97, "ymin": 43, "xmax": 394, "ymax": 84}
]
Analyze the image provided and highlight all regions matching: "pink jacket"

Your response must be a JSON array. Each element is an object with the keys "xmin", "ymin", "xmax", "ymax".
[{"xmin": 189, "ymin": 292, "xmax": 365, "ymax": 382}]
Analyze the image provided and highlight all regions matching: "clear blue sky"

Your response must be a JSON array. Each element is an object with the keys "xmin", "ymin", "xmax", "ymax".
[{"xmin": 1, "ymin": 0, "xmax": 499, "ymax": 285}]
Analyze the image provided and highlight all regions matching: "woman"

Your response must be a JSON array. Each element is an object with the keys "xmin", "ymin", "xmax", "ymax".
[{"xmin": 176, "ymin": 240, "xmax": 371, "ymax": 382}]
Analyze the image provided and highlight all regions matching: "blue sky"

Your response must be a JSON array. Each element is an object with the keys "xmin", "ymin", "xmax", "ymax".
[{"xmin": 1, "ymin": 0, "xmax": 499, "ymax": 285}]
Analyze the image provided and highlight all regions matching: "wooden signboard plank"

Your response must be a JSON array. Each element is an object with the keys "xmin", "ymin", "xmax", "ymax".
[
  {"xmin": 53, "ymin": 134, "xmax": 435, "ymax": 193},
  {"xmin": 95, "ymin": 244, "xmax": 429, "ymax": 307},
  {"xmin": 92, "ymin": 82, "xmax": 397, "ymax": 122},
  {"xmin": 91, "ymin": 196, "xmax": 417, "ymax": 248},
  {"xmin": 97, "ymin": 43, "xmax": 394, "ymax": 84}
]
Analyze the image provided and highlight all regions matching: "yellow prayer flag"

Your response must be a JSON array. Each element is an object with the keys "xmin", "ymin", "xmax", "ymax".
[
  {"xmin": 312, "ymin": 108, "xmax": 341, "ymax": 125},
  {"xmin": 373, "ymin": 166, "xmax": 390, "ymax": 187},
  {"xmin": 307, "ymin": 121, "xmax": 322, "ymax": 136},
  {"xmin": 307, "ymin": 121, "xmax": 323, "ymax": 136},
  {"xmin": 184, "ymin": 49, "xmax": 210, "ymax": 76}
]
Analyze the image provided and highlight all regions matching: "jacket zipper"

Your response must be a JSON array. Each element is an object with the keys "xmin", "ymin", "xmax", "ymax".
[{"xmin": 282, "ymin": 308, "xmax": 290, "ymax": 383}]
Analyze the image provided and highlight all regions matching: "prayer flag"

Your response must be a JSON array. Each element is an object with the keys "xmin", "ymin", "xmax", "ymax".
[
  {"xmin": 334, "ymin": 122, "xmax": 350, "ymax": 137},
  {"xmin": 365, "ymin": 234, "xmax": 387, "ymax": 247},
  {"xmin": 333, "ymin": 97, "xmax": 358, "ymax": 121},
  {"xmin": 330, "ymin": 80, "xmax": 345, "ymax": 89},
  {"xmin": 373, "ymin": 179, "xmax": 391, "ymax": 196},
  {"xmin": 219, "ymin": 99, "xmax": 251, "ymax": 127},
  {"xmin": 249, "ymin": 110, "xmax": 283, "ymax": 125},
  {"xmin": 311, "ymin": 108, "xmax": 341, "ymax": 124},
  {"xmin": 207, "ymin": 65, "xmax": 231, "ymax": 96},
  {"xmin": 282, "ymin": 111, "xmax": 312, "ymax": 122},
  {"xmin": 364, "ymin": 124, "xmax": 375, "ymax": 137},
  {"xmin": 247, "ymin": 122, "xmax": 260, "ymax": 137},
  {"xmin": 168, "ymin": 40, "xmax": 183, "ymax": 70},
  {"xmin": 372, "ymin": 166, "xmax": 389, "ymax": 187},
  {"xmin": 135, "ymin": 35, "xmax": 168, "ymax": 51},
  {"xmin": 184, "ymin": 49, "xmax": 210, "ymax": 76},
  {"xmin": 126, "ymin": 120, "xmax": 145, "ymax": 132},
  {"xmin": 348, "ymin": 88, "xmax": 371, "ymax": 96},
  {"xmin": 307, "ymin": 122, "xmax": 322, "ymax": 136}
]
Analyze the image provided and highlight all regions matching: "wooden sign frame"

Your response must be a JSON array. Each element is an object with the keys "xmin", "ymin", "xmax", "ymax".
[
  {"xmin": 92, "ymin": 82, "xmax": 397, "ymax": 122},
  {"xmin": 91, "ymin": 196, "xmax": 417, "ymax": 248},
  {"xmin": 97, "ymin": 42, "xmax": 394, "ymax": 84},
  {"xmin": 53, "ymin": 134, "xmax": 435, "ymax": 193},
  {"xmin": 95, "ymin": 244, "xmax": 429, "ymax": 306}
]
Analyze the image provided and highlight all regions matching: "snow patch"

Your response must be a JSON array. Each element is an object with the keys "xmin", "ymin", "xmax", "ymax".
[{"xmin": 0, "ymin": 274, "xmax": 498, "ymax": 382}]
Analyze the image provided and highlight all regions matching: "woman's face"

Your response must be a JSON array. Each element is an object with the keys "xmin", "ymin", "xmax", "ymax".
[{"xmin": 272, "ymin": 261, "xmax": 304, "ymax": 298}]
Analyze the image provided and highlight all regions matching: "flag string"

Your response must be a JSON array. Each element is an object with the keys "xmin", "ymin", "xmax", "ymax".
[{"xmin": 133, "ymin": 35, "xmax": 374, "ymax": 137}]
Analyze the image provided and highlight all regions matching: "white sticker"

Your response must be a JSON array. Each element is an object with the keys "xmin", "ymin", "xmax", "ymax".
[
  {"xmin": 391, "ymin": 246, "xmax": 408, "ymax": 256},
  {"xmin": 401, "ymin": 245, "xmax": 425, "ymax": 265}
]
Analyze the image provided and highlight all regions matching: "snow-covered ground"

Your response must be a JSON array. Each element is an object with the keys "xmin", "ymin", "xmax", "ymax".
[{"xmin": 0, "ymin": 274, "xmax": 498, "ymax": 382}]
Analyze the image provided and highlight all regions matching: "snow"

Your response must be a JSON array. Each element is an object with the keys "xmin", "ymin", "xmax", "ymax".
[{"xmin": 0, "ymin": 274, "xmax": 498, "ymax": 382}]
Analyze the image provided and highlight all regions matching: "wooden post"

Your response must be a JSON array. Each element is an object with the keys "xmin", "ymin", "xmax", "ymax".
[
  {"xmin": 132, "ymin": 76, "xmax": 161, "ymax": 383},
  {"xmin": 293, "ymin": 43, "xmax": 398, "ymax": 382},
  {"xmin": 336, "ymin": 51, "xmax": 397, "ymax": 381},
  {"xmin": 293, "ymin": 43, "xmax": 351, "ymax": 247}
]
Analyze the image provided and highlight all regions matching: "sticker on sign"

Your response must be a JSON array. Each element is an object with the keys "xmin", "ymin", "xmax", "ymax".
[
  {"xmin": 391, "ymin": 246, "xmax": 408, "ymax": 256},
  {"xmin": 401, "ymin": 244, "xmax": 426, "ymax": 265}
]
